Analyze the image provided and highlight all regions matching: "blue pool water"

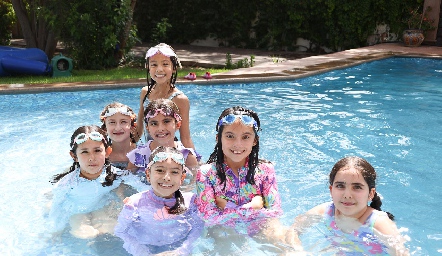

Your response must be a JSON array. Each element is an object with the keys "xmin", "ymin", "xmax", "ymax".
[{"xmin": 0, "ymin": 57, "xmax": 441, "ymax": 255}]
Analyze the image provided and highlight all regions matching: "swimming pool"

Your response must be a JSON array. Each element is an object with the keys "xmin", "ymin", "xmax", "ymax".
[{"xmin": 0, "ymin": 57, "xmax": 441, "ymax": 255}]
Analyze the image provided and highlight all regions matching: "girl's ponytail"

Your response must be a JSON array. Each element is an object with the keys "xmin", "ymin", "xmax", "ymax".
[
  {"xmin": 50, "ymin": 161, "xmax": 78, "ymax": 183},
  {"xmin": 102, "ymin": 158, "xmax": 117, "ymax": 187},
  {"xmin": 370, "ymin": 192, "xmax": 395, "ymax": 220},
  {"xmin": 167, "ymin": 190, "xmax": 187, "ymax": 215}
]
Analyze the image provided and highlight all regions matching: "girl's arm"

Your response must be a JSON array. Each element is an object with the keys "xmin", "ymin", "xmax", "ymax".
[
  {"xmin": 259, "ymin": 162, "xmax": 282, "ymax": 215},
  {"xmin": 114, "ymin": 196, "xmax": 152, "ymax": 256},
  {"xmin": 174, "ymin": 195, "xmax": 204, "ymax": 255},
  {"xmin": 374, "ymin": 214, "xmax": 410, "ymax": 255},
  {"xmin": 196, "ymin": 165, "xmax": 262, "ymax": 225},
  {"xmin": 173, "ymin": 95, "xmax": 195, "ymax": 150},
  {"xmin": 286, "ymin": 203, "xmax": 327, "ymax": 248},
  {"xmin": 135, "ymin": 87, "xmax": 148, "ymax": 142}
]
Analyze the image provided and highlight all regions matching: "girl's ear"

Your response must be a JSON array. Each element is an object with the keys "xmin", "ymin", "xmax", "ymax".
[
  {"xmin": 368, "ymin": 188, "xmax": 376, "ymax": 201},
  {"xmin": 145, "ymin": 168, "xmax": 150, "ymax": 183},
  {"xmin": 70, "ymin": 151, "xmax": 76, "ymax": 161},
  {"xmin": 329, "ymin": 185, "xmax": 333, "ymax": 195},
  {"xmin": 180, "ymin": 172, "xmax": 186, "ymax": 183},
  {"xmin": 176, "ymin": 120, "xmax": 182, "ymax": 130},
  {"xmin": 105, "ymin": 147, "xmax": 112, "ymax": 157}
]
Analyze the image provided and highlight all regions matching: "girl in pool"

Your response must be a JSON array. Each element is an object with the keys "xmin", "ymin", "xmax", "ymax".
[
  {"xmin": 196, "ymin": 106, "xmax": 282, "ymax": 235},
  {"xmin": 48, "ymin": 125, "xmax": 145, "ymax": 239},
  {"xmin": 115, "ymin": 146, "xmax": 204, "ymax": 256},
  {"xmin": 135, "ymin": 43, "xmax": 196, "ymax": 151},
  {"xmin": 127, "ymin": 99, "xmax": 199, "ymax": 184},
  {"xmin": 100, "ymin": 102, "xmax": 137, "ymax": 170},
  {"xmin": 286, "ymin": 156, "xmax": 409, "ymax": 255}
]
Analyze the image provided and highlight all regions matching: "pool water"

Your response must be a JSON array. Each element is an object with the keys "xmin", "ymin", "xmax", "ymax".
[{"xmin": 0, "ymin": 57, "xmax": 441, "ymax": 255}]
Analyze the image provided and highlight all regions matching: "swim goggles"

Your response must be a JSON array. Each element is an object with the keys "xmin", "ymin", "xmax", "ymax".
[
  {"xmin": 145, "ymin": 108, "xmax": 182, "ymax": 122},
  {"xmin": 146, "ymin": 45, "xmax": 177, "ymax": 59},
  {"xmin": 101, "ymin": 107, "xmax": 134, "ymax": 119},
  {"xmin": 146, "ymin": 152, "xmax": 186, "ymax": 169},
  {"xmin": 73, "ymin": 132, "xmax": 104, "ymax": 146},
  {"xmin": 217, "ymin": 113, "xmax": 258, "ymax": 131}
]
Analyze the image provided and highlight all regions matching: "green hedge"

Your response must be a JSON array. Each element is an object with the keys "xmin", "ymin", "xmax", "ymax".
[{"xmin": 134, "ymin": 0, "xmax": 420, "ymax": 51}]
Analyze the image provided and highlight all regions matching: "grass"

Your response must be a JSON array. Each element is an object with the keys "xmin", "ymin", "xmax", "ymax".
[{"xmin": 0, "ymin": 66, "xmax": 227, "ymax": 85}]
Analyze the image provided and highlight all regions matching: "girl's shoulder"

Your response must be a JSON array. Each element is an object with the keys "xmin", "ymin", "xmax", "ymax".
[
  {"xmin": 372, "ymin": 209, "xmax": 398, "ymax": 235},
  {"xmin": 170, "ymin": 88, "xmax": 188, "ymax": 101},
  {"xmin": 257, "ymin": 160, "xmax": 275, "ymax": 173},
  {"xmin": 54, "ymin": 168, "xmax": 80, "ymax": 188},
  {"xmin": 198, "ymin": 163, "xmax": 216, "ymax": 176}
]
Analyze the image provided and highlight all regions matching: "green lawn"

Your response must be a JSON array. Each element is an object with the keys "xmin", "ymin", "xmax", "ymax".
[{"xmin": 0, "ymin": 67, "xmax": 227, "ymax": 85}]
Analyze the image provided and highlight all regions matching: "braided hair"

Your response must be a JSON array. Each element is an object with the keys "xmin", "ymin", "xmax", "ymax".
[
  {"xmin": 207, "ymin": 106, "xmax": 262, "ymax": 190},
  {"xmin": 329, "ymin": 156, "xmax": 395, "ymax": 220},
  {"xmin": 50, "ymin": 125, "xmax": 117, "ymax": 187},
  {"xmin": 148, "ymin": 146, "xmax": 187, "ymax": 215}
]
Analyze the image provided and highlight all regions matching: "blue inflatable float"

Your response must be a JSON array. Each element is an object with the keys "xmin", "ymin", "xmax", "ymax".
[{"xmin": 0, "ymin": 46, "xmax": 52, "ymax": 76}]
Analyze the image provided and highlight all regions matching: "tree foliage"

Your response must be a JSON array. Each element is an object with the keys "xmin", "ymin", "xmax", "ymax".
[
  {"xmin": 134, "ymin": 0, "xmax": 420, "ymax": 51},
  {"xmin": 0, "ymin": 0, "xmax": 15, "ymax": 45},
  {"xmin": 10, "ymin": 0, "xmax": 137, "ymax": 69}
]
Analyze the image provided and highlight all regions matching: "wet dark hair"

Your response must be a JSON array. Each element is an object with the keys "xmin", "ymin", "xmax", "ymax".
[
  {"xmin": 100, "ymin": 102, "xmax": 137, "ymax": 144},
  {"xmin": 148, "ymin": 146, "xmax": 187, "ymax": 215},
  {"xmin": 329, "ymin": 156, "xmax": 395, "ymax": 220},
  {"xmin": 207, "ymin": 106, "xmax": 263, "ymax": 190},
  {"xmin": 144, "ymin": 98, "xmax": 181, "ymax": 124},
  {"xmin": 143, "ymin": 44, "xmax": 180, "ymax": 105},
  {"xmin": 50, "ymin": 125, "xmax": 118, "ymax": 187}
]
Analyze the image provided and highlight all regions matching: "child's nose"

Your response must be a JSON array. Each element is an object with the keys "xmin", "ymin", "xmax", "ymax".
[
  {"xmin": 343, "ymin": 189, "xmax": 352, "ymax": 198},
  {"xmin": 163, "ymin": 172, "xmax": 171, "ymax": 181}
]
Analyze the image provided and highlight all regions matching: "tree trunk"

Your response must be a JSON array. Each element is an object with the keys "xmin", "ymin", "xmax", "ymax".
[
  {"xmin": 117, "ymin": 0, "xmax": 137, "ymax": 61},
  {"xmin": 11, "ymin": 0, "xmax": 58, "ymax": 59}
]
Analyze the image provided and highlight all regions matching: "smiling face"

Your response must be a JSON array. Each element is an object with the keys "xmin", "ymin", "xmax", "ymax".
[
  {"xmin": 71, "ymin": 139, "xmax": 110, "ymax": 180},
  {"xmin": 329, "ymin": 167, "xmax": 375, "ymax": 219},
  {"xmin": 220, "ymin": 120, "xmax": 257, "ymax": 171},
  {"xmin": 146, "ymin": 158, "xmax": 185, "ymax": 198},
  {"xmin": 148, "ymin": 53, "xmax": 175, "ymax": 86},
  {"xmin": 146, "ymin": 113, "xmax": 180, "ymax": 146},
  {"xmin": 104, "ymin": 112, "xmax": 133, "ymax": 143}
]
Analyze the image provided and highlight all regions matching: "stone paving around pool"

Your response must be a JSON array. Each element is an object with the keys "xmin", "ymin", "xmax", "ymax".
[{"xmin": 1, "ymin": 42, "xmax": 442, "ymax": 94}]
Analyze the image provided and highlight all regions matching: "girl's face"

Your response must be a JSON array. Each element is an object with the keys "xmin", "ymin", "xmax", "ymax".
[
  {"xmin": 104, "ymin": 113, "xmax": 132, "ymax": 143},
  {"xmin": 71, "ymin": 139, "xmax": 110, "ymax": 180},
  {"xmin": 220, "ymin": 120, "xmax": 256, "ymax": 168},
  {"xmin": 146, "ymin": 158, "xmax": 185, "ymax": 198},
  {"xmin": 148, "ymin": 53, "xmax": 174, "ymax": 85},
  {"xmin": 146, "ymin": 113, "xmax": 180, "ymax": 146},
  {"xmin": 329, "ymin": 167, "xmax": 375, "ymax": 219}
]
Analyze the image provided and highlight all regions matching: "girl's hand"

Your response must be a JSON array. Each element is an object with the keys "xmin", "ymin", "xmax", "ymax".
[
  {"xmin": 215, "ymin": 196, "xmax": 228, "ymax": 210},
  {"xmin": 243, "ymin": 195, "xmax": 264, "ymax": 209},
  {"xmin": 123, "ymin": 197, "xmax": 131, "ymax": 205}
]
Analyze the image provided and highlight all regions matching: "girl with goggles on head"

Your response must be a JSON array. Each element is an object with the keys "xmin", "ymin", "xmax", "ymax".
[
  {"xmin": 115, "ymin": 146, "xmax": 204, "ymax": 256},
  {"xmin": 196, "ymin": 106, "xmax": 284, "ymax": 246},
  {"xmin": 48, "ymin": 125, "xmax": 148, "ymax": 240},
  {"xmin": 127, "ymin": 99, "xmax": 200, "ymax": 186},
  {"xmin": 135, "ymin": 43, "xmax": 197, "ymax": 156},
  {"xmin": 100, "ymin": 102, "xmax": 137, "ymax": 170}
]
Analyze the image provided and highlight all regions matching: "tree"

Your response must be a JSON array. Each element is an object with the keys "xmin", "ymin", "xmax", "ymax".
[
  {"xmin": 11, "ymin": 0, "xmax": 137, "ymax": 67},
  {"xmin": 11, "ymin": 0, "xmax": 58, "ymax": 58}
]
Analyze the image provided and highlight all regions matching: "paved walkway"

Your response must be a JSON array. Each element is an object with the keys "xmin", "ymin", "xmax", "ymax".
[{"xmin": 1, "ymin": 42, "xmax": 442, "ymax": 93}]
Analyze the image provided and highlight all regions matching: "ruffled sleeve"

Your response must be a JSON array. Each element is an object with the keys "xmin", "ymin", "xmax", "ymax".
[
  {"xmin": 174, "ymin": 193, "xmax": 204, "ymax": 255},
  {"xmin": 114, "ymin": 192, "xmax": 152, "ymax": 256},
  {"xmin": 256, "ymin": 162, "xmax": 282, "ymax": 216},
  {"xmin": 127, "ymin": 142, "xmax": 152, "ymax": 169}
]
